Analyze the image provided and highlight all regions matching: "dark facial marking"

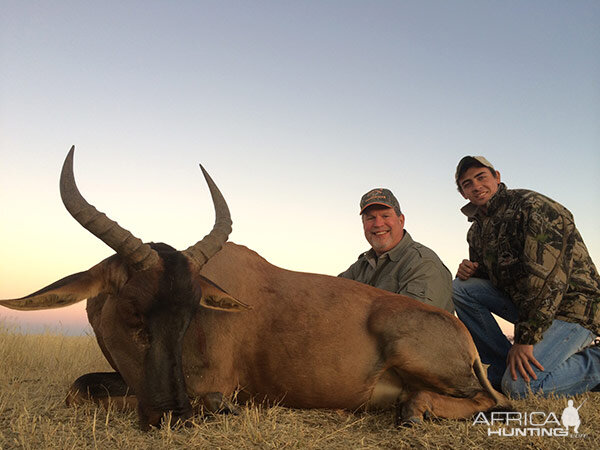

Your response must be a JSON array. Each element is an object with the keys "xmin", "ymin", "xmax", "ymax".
[{"xmin": 137, "ymin": 242, "xmax": 201, "ymax": 427}]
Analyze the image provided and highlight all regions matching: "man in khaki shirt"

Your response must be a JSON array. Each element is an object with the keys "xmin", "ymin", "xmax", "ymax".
[{"xmin": 339, "ymin": 188, "xmax": 454, "ymax": 313}]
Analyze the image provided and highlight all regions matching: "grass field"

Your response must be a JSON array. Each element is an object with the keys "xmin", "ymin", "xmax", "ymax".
[{"xmin": 0, "ymin": 322, "xmax": 598, "ymax": 449}]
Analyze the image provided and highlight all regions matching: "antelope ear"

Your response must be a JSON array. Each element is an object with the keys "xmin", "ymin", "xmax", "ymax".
[
  {"xmin": 195, "ymin": 275, "xmax": 251, "ymax": 312},
  {"xmin": 0, "ymin": 255, "xmax": 128, "ymax": 311}
]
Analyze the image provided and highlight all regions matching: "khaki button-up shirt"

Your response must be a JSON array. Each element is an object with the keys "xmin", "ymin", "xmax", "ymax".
[{"xmin": 339, "ymin": 231, "xmax": 454, "ymax": 313}]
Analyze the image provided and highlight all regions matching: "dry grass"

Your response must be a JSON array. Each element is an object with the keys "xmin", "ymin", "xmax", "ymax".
[{"xmin": 0, "ymin": 322, "xmax": 598, "ymax": 449}]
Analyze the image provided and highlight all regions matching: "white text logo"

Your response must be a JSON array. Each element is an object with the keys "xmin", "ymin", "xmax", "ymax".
[{"xmin": 472, "ymin": 400, "xmax": 587, "ymax": 438}]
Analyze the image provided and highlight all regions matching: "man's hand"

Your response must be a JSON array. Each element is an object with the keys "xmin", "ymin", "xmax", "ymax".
[
  {"xmin": 456, "ymin": 259, "xmax": 479, "ymax": 280},
  {"xmin": 507, "ymin": 344, "xmax": 544, "ymax": 382}
]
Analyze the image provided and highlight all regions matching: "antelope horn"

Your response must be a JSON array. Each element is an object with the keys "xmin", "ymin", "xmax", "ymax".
[
  {"xmin": 183, "ymin": 164, "xmax": 232, "ymax": 265},
  {"xmin": 60, "ymin": 146, "xmax": 160, "ymax": 271}
]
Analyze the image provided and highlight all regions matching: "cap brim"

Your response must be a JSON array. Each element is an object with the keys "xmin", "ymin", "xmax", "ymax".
[{"xmin": 359, "ymin": 202, "xmax": 394, "ymax": 214}]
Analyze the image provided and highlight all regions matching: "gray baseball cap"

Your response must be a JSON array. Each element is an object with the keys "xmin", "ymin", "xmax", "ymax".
[{"xmin": 455, "ymin": 156, "xmax": 495, "ymax": 183}]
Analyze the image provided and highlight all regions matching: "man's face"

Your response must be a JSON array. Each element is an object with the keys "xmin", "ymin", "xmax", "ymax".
[
  {"xmin": 362, "ymin": 206, "xmax": 405, "ymax": 255},
  {"xmin": 458, "ymin": 166, "xmax": 501, "ymax": 208}
]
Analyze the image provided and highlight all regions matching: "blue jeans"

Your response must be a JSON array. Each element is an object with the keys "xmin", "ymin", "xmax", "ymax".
[{"xmin": 453, "ymin": 277, "xmax": 600, "ymax": 398}]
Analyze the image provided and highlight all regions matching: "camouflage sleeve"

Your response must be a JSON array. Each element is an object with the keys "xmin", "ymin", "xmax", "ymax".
[
  {"xmin": 512, "ymin": 201, "xmax": 574, "ymax": 345},
  {"xmin": 468, "ymin": 245, "xmax": 489, "ymax": 279},
  {"xmin": 467, "ymin": 225, "xmax": 489, "ymax": 279}
]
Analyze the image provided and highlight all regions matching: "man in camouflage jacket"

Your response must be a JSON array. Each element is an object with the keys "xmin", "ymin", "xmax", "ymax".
[{"xmin": 453, "ymin": 156, "xmax": 600, "ymax": 398}]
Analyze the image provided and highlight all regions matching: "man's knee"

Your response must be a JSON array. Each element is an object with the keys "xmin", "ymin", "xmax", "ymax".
[
  {"xmin": 452, "ymin": 277, "xmax": 480, "ymax": 308},
  {"xmin": 501, "ymin": 373, "xmax": 544, "ymax": 399}
]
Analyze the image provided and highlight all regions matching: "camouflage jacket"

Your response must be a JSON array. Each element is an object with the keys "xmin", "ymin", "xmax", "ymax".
[{"xmin": 463, "ymin": 183, "xmax": 600, "ymax": 344}]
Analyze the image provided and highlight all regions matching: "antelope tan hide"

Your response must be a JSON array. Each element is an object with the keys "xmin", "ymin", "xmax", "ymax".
[{"xmin": 1, "ymin": 147, "xmax": 510, "ymax": 430}]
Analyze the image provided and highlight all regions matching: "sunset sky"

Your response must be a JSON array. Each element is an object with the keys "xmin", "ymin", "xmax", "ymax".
[{"xmin": 1, "ymin": 1, "xmax": 599, "ymax": 335}]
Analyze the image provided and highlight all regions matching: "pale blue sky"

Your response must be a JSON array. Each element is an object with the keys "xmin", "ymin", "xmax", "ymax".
[{"xmin": 1, "ymin": 1, "xmax": 599, "ymax": 334}]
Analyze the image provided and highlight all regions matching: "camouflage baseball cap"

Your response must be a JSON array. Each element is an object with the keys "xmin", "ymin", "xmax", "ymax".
[
  {"xmin": 455, "ymin": 156, "xmax": 495, "ymax": 182},
  {"xmin": 359, "ymin": 188, "xmax": 401, "ymax": 215}
]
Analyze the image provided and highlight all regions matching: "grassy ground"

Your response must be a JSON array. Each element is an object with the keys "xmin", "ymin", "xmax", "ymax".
[{"xmin": 0, "ymin": 322, "xmax": 598, "ymax": 449}]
